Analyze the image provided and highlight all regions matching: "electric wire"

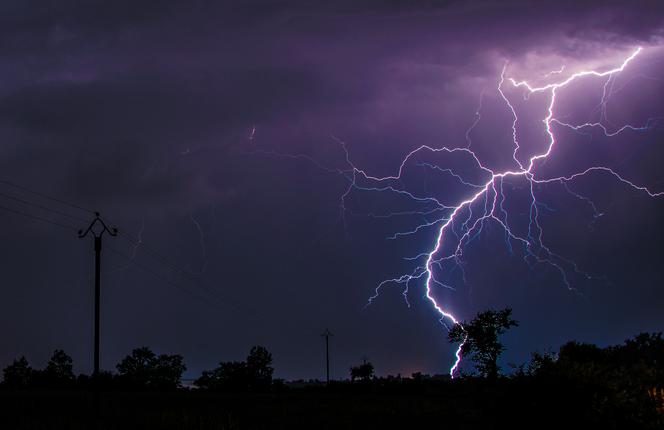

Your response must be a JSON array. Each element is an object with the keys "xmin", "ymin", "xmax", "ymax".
[
  {"xmin": 0, "ymin": 178, "xmax": 265, "ymax": 320},
  {"xmin": 0, "ymin": 203, "xmax": 79, "ymax": 231},
  {"xmin": 105, "ymin": 244, "xmax": 216, "ymax": 307},
  {"xmin": 0, "ymin": 179, "xmax": 95, "ymax": 214},
  {"xmin": 0, "ymin": 190, "xmax": 89, "ymax": 223}
]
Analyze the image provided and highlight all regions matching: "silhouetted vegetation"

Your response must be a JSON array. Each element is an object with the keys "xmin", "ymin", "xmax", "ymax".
[
  {"xmin": 37, "ymin": 349, "xmax": 75, "ymax": 388},
  {"xmin": 2, "ymin": 356, "xmax": 31, "ymax": 389},
  {"xmin": 2, "ymin": 350, "xmax": 76, "ymax": 389},
  {"xmin": 448, "ymin": 307, "xmax": 518, "ymax": 378},
  {"xmin": 116, "ymin": 347, "xmax": 186, "ymax": 390},
  {"xmin": 1, "ymin": 326, "xmax": 663, "ymax": 428},
  {"xmin": 194, "ymin": 345, "xmax": 274, "ymax": 391},
  {"xmin": 350, "ymin": 360, "xmax": 374, "ymax": 382},
  {"xmin": 0, "ymin": 347, "xmax": 184, "ymax": 391},
  {"xmin": 522, "ymin": 333, "xmax": 664, "ymax": 425}
]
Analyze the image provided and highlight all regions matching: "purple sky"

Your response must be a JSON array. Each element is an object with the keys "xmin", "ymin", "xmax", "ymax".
[{"xmin": 1, "ymin": 0, "xmax": 664, "ymax": 380}]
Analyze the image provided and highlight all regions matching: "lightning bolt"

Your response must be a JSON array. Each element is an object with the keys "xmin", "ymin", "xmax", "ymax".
[
  {"xmin": 465, "ymin": 89, "xmax": 485, "ymax": 149},
  {"xmin": 345, "ymin": 46, "xmax": 662, "ymax": 377},
  {"xmin": 257, "ymin": 46, "xmax": 661, "ymax": 377},
  {"xmin": 189, "ymin": 212, "xmax": 209, "ymax": 275}
]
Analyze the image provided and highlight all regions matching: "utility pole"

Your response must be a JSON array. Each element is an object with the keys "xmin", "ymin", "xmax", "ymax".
[
  {"xmin": 321, "ymin": 328, "xmax": 333, "ymax": 385},
  {"xmin": 78, "ymin": 212, "xmax": 117, "ymax": 377}
]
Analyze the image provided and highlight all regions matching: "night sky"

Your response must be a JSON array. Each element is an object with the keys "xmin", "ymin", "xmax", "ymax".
[{"xmin": 1, "ymin": 0, "xmax": 664, "ymax": 381}]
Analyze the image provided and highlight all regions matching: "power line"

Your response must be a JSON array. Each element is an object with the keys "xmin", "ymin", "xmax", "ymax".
[
  {"xmin": 0, "ymin": 178, "xmax": 265, "ymax": 321},
  {"xmin": 0, "ymin": 197, "xmax": 244, "ymax": 312},
  {"xmin": 114, "ymin": 230, "xmax": 221, "ymax": 300},
  {"xmin": 97, "ymin": 216, "xmax": 190, "ymax": 279},
  {"xmin": 0, "ymin": 180, "xmax": 205, "ymax": 285},
  {"xmin": 0, "ymin": 179, "xmax": 95, "ymax": 214},
  {"xmin": 0, "ymin": 191, "xmax": 221, "ymax": 305},
  {"xmin": 109, "ymin": 228, "xmax": 268, "ymax": 322},
  {"xmin": 117, "ymin": 231, "xmax": 187, "ymax": 276},
  {"xmin": 104, "ymin": 244, "xmax": 224, "ymax": 307},
  {"xmin": 0, "ymin": 203, "xmax": 79, "ymax": 231},
  {"xmin": 0, "ymin": 190, "xmax": 89, "ymax": 223}
]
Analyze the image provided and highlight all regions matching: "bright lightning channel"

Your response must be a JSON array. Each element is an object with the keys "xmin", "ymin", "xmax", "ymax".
[
  {"xmin": 350, "ymin": 46, "xmax": 659, "ymax": 377},
  {"xmin": 257, "ymin": 46, "xmax": 660, "ymax": 377}
]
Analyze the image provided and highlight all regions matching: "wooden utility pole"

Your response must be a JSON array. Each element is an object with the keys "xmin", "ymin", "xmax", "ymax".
[
  {"xmin": 78, "ymin": 212, "xmax": 117, "ymax": 376},
  {"xmin": 322, "ymin": 328, "xmax": 333, "ymax": 385}
]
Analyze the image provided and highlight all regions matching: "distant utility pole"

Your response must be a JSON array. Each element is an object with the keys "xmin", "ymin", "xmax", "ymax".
[
  {"xmin": 78, "ymin": 212, "xmax": 117, "ymax": 377},
  {"xmin": 322, "ymin": 328, "xmax": 333, "ymax": 385}
]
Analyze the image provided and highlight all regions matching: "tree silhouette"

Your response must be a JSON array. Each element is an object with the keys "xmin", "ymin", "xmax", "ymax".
[
  {"xmin": 44, "ymin": 349, "xmax": 74, "ymax": 384},
  {"xmin": 350, "ymin": 361, "xmax": 374, "ymax": 382},
  {"xmin": 117, "ymin": 347, "xmax": 156, "ymax": 387},
  {"xmin": 116, "ymin": 347, "xmax": 186, "ymax": 389},
  {"xmin": 525, "ymin": 332, "xmax": 664, "ymax": 423},
  {"xmin": 448, "ymin": 308, "xmax": 518, "ymax": 378},
  {"xmin": 196, "ymin": 361, "xmax": 248, "ymax": 390},
  {"xmin": 246, "ymin": 346, "xmax": 274, "ymax": 389},
  {"xmin": 2, "ymin": 356, "xmax": 32, "ymax": 389},
  {"xmin": 195, "ymin": 345, "xmax": 274, "ymax": 391},
  {"xmin": 153, "ymin": 354, "xmax": 187, "ymax": 389}
]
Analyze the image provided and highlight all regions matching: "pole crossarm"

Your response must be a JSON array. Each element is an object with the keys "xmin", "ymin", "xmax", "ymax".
[{"xmin": 78, "ymin": 212, "xmax": 118, "ymax": 239}]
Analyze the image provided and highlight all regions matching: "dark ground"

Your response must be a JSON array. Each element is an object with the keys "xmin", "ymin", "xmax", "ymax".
[{"xmin": 1, "ymin": 379, "xmax": 660, "ymax": 430}]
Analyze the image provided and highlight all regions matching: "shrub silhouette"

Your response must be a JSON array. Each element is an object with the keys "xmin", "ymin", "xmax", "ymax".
[{"xmin": 116, "ymin": 347, "xmax": 186, "ymax": 389}]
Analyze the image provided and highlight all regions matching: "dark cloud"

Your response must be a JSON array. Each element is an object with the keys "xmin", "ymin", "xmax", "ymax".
[{"xmin": 0, "ymin": 0, "xmax": 663, "ymax": 380}]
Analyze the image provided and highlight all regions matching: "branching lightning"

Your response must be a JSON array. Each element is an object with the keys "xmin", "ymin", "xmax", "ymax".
[{"xmin": 258, "ymin": 46, "xmax": 662, "ymax": 377}]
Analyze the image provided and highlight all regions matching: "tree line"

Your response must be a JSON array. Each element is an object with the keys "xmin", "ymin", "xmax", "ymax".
[
  {"xmin": 2, "ymin": 308, "xmax": 663, "ymax": 407},
  {"xmin": 1, "ymin": 345, "xmax": 275, "ymax": 392},
  {"xmin": 2, "ymin": 308, "xmax": 662, "ymax": 427}
]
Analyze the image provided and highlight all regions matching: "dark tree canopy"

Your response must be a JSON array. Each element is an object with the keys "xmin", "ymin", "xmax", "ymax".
[
  {"xmin": 448, "ymin": 308, "xmax": 518, "ymax": 378},
  {"xmin": 350, "ymin": 361, "xmax": 374, "ymax": 382},
  {"xmin": 117, "ymin": 347, "xmax": 156, "ymax": 387},
  {"xmin": 2, "ymin": 356, "xmax": 32, "ymax": 389},
  {"xmin": 526, "ymin": 332, "xmax": 664, "ymax": 422},
  {"xmin": 196, "ymin": 361, "xmax": 248, "ymax": 391},
  {"xmin": 195, "ymin": 345, "xmax": 274, "ymax": 391},
  {"xmin": 3, "ymin": 350, "xmax": 76, "ymax": 389},
  {"xmin": 116, "ymin": 347, "xmax": 186, "ymax": 389},
  {"xmin": 246, "ymin": 346, "xmax": 274, "ymax": 389},
  {"xmin": 531, "ymin": 332, "xmax": 664, "ymax": 385},
  {"xmin": 44, "ymin": 349, "xmax": 74, "ymax": 383}
]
